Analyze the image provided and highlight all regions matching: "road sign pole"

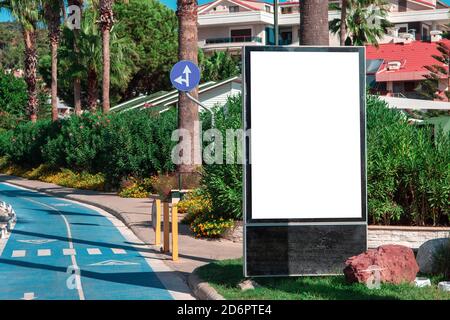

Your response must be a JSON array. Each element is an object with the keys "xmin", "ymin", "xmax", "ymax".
[
  {"xmin": 155, "ymin": 199, "xmax": 161, "ymax": 246},
  {"xmin": 171, "ymin": 205, "xmax": 179, "ymax": 261},
  {"xmin": 186, "ymin": 92, "xmax": 215, "ymax": 128},
  {"xmin": 163, "ymin": 202, "xmax": 170, "ymax": 253}
]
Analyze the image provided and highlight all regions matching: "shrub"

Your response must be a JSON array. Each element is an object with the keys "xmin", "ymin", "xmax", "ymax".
[
  {"xmin": 0, "ymin": 70, "xmax": 27, "ymax": 130},
  {"xmin": 0, "ymin": 129, "xmax": 12, "ymax": 156},
  {"xmin": 118, "ymin": 177, "xmax": 154, "ymax": 198},
  {"xmin": 190, "ymin": 213, "xmax": 234, "ymax": 238},
  {"xmin": 178, "ymin": 189, "xmax": 212, "ymax": 224},
  {"xmin": 6, "ymin": 120, "xmax": 59, "ymax": 167},
  {"xmin": 200, "ymin": 95, "xmax": 243, "ymax": 220},
  {"xmin": 42, "ymin": 108, "xmax": 177, "ymax": 187},
  {"xmin": 367, "ymin": 95, "xmax": 450, "ymax": 225}
]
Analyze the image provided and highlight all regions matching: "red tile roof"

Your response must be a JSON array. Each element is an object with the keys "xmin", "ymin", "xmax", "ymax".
[{"xmin": 366, "ymin": 40, "xmax": 450, "ymax": 82}]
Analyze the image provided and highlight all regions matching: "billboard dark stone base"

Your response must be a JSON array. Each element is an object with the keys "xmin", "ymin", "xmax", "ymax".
[{"xmin": 245, "ymin": 225, "xmax": 367, "ymax": 276}]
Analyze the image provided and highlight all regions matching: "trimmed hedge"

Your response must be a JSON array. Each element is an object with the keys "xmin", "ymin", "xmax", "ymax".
[
  {"xmin": 0, "ymin": 109, "xmax": 177, "ymax": 187},
  {"xmin": 367, "ymin": 96, "xmax": 450, "ymax": 226}
]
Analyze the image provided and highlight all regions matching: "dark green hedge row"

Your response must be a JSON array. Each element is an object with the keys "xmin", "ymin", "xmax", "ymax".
[
  {"xmin": 0, "ymin": 109, "xmax": 177, "ymax": 187},
  {"xmin": 367, "ymin": 95, "xmax": 450, "ymax": 226}
]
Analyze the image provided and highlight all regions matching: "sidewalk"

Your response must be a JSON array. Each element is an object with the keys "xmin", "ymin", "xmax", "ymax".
[{"xmin": 0, "ymin": 174, "xmax": 243, "ymax": 280}]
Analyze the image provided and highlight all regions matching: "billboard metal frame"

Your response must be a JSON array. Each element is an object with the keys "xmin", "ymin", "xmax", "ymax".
[{"xmin": 242, "ymin": 46, "xmax": 367, "ymax": 277}]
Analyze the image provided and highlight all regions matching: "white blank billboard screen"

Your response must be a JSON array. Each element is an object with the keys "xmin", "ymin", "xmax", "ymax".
[{"xmin": 249, "ymin": 50, "xmax": 364, "ymax": 220}]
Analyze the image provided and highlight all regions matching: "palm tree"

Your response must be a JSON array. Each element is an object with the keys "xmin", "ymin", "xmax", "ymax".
[
  {"xmin": 80, "ymin": 6, "xmax": 134, "ymax": 111},
  {"xmin": 330, "ymin": 0, "xmax": 391, "ymax": 47},
  {"xmin": 176, "ymin": 0, "xmax": 200, "ymax": 175},
  {"xmin": 68, "ymin": 0, "xmax": 83, "ymax": 116},
  {"xmin": 300, "ymin": 0, "xmax": 329, "ymax": 45},
  {"xmin": 43, "ymin": 0, "xmax": 64, "ymax": 122},
  {"xmin": 2, "ymin": 0, "xmax": 40, "ymax": 122},
  {"xmin": 99, "ymin": 0, "xmax": 114, "ymax": 113},
  {"xmin": 340, "ymin": 0, "xmax": 348, "ymax": 46}
]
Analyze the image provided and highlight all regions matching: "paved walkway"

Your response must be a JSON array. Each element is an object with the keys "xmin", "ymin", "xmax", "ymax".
[{"xmin": 0, "ymin": 175, "xmax": 243, "ymax": 281}]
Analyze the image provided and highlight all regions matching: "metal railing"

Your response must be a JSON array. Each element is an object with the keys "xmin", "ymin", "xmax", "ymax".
[{"xmin": 205, "ymin": 36, "xmax": 262, "ymax": 44}]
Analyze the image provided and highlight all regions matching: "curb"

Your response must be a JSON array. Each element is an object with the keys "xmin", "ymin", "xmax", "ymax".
[{"xmin": 188, "ymin": 270, "xmax": 225, "ymax": 300}]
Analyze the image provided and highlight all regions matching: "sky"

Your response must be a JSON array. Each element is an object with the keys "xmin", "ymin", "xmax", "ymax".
[{"xmin": 1, "ymin": 0, "xmax": 450, "ymax": 21}]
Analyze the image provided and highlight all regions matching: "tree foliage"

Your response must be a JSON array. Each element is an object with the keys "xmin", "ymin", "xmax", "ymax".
[
  {"xmin": 330, "ymin": 0, "xmax": 391, "ymax": 46},
  {"xmin": 417, "ymin": 41, "xmax": 450, "ymax": 101},
  {"xmin": 199, "ymin": 50, "xmax": 241, "ymax": 83},
  {"xmin": 113, "ymin": 0, "xmax": 178, "ymax": 98}
]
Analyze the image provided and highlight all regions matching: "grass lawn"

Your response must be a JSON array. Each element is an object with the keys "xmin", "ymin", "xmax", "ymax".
[{"xmin": 196, "ymin": 258, "xmax": 450, "ymax": 300}]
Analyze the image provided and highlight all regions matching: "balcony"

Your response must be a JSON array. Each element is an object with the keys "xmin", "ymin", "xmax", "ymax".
[{"xmin": 205, "ymin": 36, "xmax": 263, "ymax": 44}]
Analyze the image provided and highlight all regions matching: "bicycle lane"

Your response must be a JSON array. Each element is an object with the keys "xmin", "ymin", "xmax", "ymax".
[{"xmin": 0, "ymin": 182, "xmax": 175, "ymax": 300}]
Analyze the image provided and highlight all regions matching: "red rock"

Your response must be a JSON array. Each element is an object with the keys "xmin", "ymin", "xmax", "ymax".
[{"xmin": 344, "ymin": 245, "xmax": 419, "ymax": 285}]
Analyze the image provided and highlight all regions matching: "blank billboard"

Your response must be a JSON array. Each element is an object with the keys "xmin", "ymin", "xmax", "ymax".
[{"xmin": 244, "ymin": 47, "xmax": 366, "ymax": 221}]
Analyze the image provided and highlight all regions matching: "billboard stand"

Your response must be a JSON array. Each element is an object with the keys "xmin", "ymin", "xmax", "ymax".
[{"xmin": 243, "ymin": 46, "xmax": 367, "ymax": 277}]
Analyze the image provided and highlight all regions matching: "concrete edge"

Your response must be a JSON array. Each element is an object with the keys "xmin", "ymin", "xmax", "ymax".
[{"xmin": 188, "ymin": 269, "xmax": 226, "ymax": 300}]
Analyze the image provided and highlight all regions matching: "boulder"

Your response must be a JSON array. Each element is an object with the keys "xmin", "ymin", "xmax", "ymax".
[
  {"xmin": 344, "ymin": 245, "xmax": 419, "ymax": 285},
  {"xmin": 416, "ymin": 238, "xmax": 450, "ymax": 275}
]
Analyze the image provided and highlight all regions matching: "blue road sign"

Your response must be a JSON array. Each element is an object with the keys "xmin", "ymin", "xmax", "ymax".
[{"xmin": 170, "ymin": 60, "xmax": 200, "ymax": 92}]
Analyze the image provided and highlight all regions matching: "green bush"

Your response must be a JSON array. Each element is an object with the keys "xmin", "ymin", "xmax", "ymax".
[
  {"xmin": 6, "ymin": 120, "xmax": 59, "ymax": 167},
  {"xmin": 0, "ymin": 129, "xmax": 12, "ymax": 156},
  {"xmin": 367, "ymin": 95, "xmax": 450, "ymax": 225},
  {"xmin": 0, "ymin": 70, "xmax": 27, "ymax": 130},
  {"xmin": 190, "ymin": 212, "xmax": 235, "ymax": 238},
  {"xmin": 1, "ymin": 108, "xmax": 177, "ymax": 187},
  {"xmin": 200, "ymin": 95, "xmax": 243, "ymax": 220}
]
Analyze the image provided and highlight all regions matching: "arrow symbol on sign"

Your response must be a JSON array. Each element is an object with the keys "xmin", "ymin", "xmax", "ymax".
[{"xmin": 174, "ymin": 65, "xmax": 191, "ymax": 87}]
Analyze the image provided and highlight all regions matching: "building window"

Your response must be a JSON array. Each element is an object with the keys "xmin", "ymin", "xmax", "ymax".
[
  {"xmin": 231, "ymin": 28, "xmax": 252, "ymax": 42},
  {"xmin": 265, "ymin": 5, "xmax": 271, "ymax": 13},
  {"xmin": 404, "ymin": 81, "xmax": 417, "ymax": 92},
  {"xmin": 229, "ymin": 6, "xmax": 240, "ymax": 13},
  {"xmin": 281, "ymin": 7, "xmax": 293, "ymax": 14}
]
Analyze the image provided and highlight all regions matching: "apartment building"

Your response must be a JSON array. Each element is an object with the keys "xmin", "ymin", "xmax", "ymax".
[
  {"xmin": 198, "ymin": 0, "xmax": 450, "ymax": 53},
  {"xmin": 366, "ymin": 38, "xmax": 450, "ymax": 99}
]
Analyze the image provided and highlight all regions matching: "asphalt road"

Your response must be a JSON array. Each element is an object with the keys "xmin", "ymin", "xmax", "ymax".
[{"xmin": 0, "ymin": 182, "xmax": 175, "ymax": 300}]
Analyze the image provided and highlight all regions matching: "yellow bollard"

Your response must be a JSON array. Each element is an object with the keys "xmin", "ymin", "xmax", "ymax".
[
  {"xmin": 155, "ymin": 199, "xmax": 161, "ymax": 246},
  {"xmin": 172, "ymin": 205, "xmax": 179, "ymax": 261},
  {"xmin": 163, "ymin": 202, "xmax": 170, "ymax": 253}
]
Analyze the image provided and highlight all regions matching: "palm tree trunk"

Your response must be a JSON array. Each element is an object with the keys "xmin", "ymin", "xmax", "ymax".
[
  {"xmin": 100, "ymin": 0, "xmax": 114, "ymax": 113},
  {"xmin": 300, "ymin": 0, "xmax": 329, "ymax": 45},
  {"xmin": 177, "ymin": 0, "xmax": 200, "ymax": 174},
  {"xmin": 50, "ymin": 39, "xmax": 58, "ymax": 121},
  {"xmin": 87, "ymin": 69, "xmax": 98, "ymax": 112},
  {"xmin": 68, "ymin": 0, "xmax": 83, "ymax": 116},
  {"xmin": 340, "ymin": 0, "xmax": 348, "ymax": 46},
  {"xmin": 45, "ymin": 2, "xmax": 61, "ymax": 122},
  {"xmin": 23, "ymin": 29, "xmax": 38, "ymax": 122}
]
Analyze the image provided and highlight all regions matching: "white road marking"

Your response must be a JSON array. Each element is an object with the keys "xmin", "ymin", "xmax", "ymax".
[
  {"xmin": 111, "ymin": 248, "xmax": 126, "ymax": 254},
  {"xmin": 63, "ymin": 248, "xmax": 76, "ymax": 256},
  {"xmin": 21, "ymin": 292, "xmax": 37, "ymax": 300},
  {"xmin": 22, "ymin": 197, "xmax": 85, "ymax": 300},
  {"xmin": 12, "ymin": 250, "xmax": 26, "ymax": 258},
  {"xmin": 1, "ymin": 182, "xmax": 193, "ymax": 300},
  {"xmin": 87, "ymin": 248, "xmax": 102, "ymax": 255},
  {"xmin": 89, "ymin": 260, "xmax": 139, "ymax": 266},
  {"xmin": 17, "ymin": 239, "xmax": 57, "ymax": 245},
  {"xmin": 37, "ymin": 249, "xmax": 51, "ymax": 257}
]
